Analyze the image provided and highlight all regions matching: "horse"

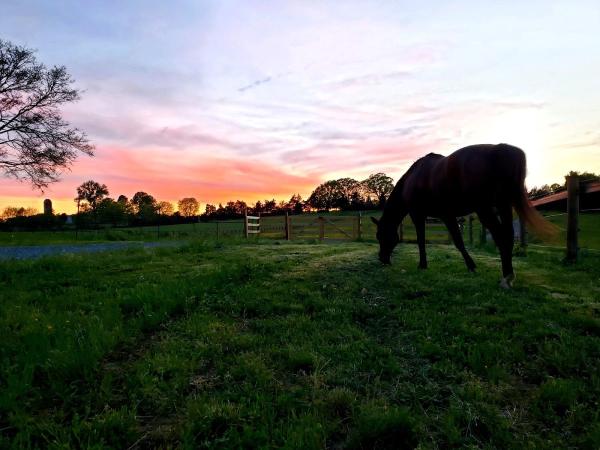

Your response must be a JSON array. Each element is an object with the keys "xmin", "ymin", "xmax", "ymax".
[{"xmin": 370, "ymin": 143, "xmax": 555, "ymax": 288}]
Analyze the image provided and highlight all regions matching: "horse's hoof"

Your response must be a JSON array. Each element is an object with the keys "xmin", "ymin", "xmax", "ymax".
[{"xmin": 499, "ymin": 273, "xmax": 515, "ymax": 289}]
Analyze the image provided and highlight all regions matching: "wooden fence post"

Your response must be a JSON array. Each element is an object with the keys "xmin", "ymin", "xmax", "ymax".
[
  {"xmin": 566, "ymin": 175, "xmax": 580, "ymax": 262},
  {"xmin": 480, "ymin": 223, "xmax": 487, "ymax": 245},
  {"xmin": 468, "ymin": 215, "xmax": 474, "ymax": 246},
  {"xmin": 244, "ymin": 212, "xmax": 249, "ymax": 238},
  {"xmin": 357, "ymin": 212, "xmax": 362, "ymax": 240},
  {"xmin": 285, "ymin": 212, "xmax": 290, "ymax": 240},
  {"xmin": 318, "ymin": 217, "xmax": 325, "ymax": 242},
  {"xmin": 216, "ymin": 221, "xmax": 220, "ymax": 240}
]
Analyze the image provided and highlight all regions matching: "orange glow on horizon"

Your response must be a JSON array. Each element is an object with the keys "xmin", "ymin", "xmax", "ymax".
[{"xmin": 0, "ymin": 145, "xmax": 324, "ymax": 214}]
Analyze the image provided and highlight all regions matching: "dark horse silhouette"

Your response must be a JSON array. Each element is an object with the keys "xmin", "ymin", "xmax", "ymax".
[{"xmin": 371, "ymin": 143, "xmax": 554, "ymax": 288}]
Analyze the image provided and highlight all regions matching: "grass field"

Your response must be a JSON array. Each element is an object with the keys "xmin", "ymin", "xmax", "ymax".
[{"xmin": 1, "ymin": 240, "xmax": 600, "ymax": 449}]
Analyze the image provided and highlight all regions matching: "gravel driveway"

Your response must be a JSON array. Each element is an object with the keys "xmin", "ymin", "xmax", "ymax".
[{"xmin": 0, "ymin": 241, "xmax": 181, "ymax": 260}]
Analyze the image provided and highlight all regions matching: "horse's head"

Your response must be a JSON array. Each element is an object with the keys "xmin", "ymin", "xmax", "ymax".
[{"xmin": 371, "ymin": 216, "xmax": 399, "ymax": 264}]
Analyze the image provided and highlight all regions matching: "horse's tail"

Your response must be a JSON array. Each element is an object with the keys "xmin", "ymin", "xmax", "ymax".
[{"xmin": 498, "ymin": 144, "xmax": 558, "ymax": 239}]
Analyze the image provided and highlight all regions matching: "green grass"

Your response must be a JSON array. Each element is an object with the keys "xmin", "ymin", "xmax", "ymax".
[
  {"xmin": 2, "ymin": 210, "xmax": 599, "ymax": 251},
  {"xmin": 0, "ymin": 221, "xmax": 245, "ymax": 246},
  {"xmin": 541, "ymin": 211, "xmax": 600, "ymax": 250},
  {"xmin": 0, "ymin": 211, "xmax": 451, "ymax": 246},
  {"xmin": 1, "ymin": 240, "xmax": 600, "ymax": 448}
]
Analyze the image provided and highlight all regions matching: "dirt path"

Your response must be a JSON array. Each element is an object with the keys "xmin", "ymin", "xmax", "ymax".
[{"xmin": 0, "ymin": 241, "xmax": 181, "ymax": 260}]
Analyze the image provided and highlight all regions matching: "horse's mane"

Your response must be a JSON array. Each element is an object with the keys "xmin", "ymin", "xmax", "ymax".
[{"xmin": 396, "ymin": 152, "xmax": 443, "ymax": 185}]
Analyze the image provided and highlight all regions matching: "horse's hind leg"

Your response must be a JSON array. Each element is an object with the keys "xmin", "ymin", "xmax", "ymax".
[
  {"xmin": 412, "ymin": 213, "xmax": 428, "ymax": 269},
  {"xmin": 444, "ymin": 216, "xmax": 476, "ymax": 272},
  {"xmin": 498, "ymin": 204, "xmax": 516, "ymax": 284},
  {"xmin": 477, "ymin": 208, "xmax": 514, "ymax": 288}
]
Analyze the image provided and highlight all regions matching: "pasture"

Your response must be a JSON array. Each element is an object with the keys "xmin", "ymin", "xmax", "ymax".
[
  {"xmin": 1, "ymin": 239, "xmax": 600, "ymax": 449},
  {"xmin": 2, "ymin": 210, "xmax": 599, "ymax": 251}
]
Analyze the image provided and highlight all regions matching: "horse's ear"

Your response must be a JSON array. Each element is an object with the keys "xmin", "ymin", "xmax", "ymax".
[{"xmin": 371, "ymin": 217, "xmax": 379, "ymax": 226}]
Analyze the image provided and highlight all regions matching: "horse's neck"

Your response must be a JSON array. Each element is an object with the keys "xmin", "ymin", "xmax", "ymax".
[{"xmin": 381, "ymin": 184, "xmax": 406, "ymax": 226}]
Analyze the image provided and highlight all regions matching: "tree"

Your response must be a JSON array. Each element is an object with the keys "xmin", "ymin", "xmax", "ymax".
[
  {"xmin": 287, "ymin": 194, "xmax": 304, "ymax": 214},
  {"xmin": 130, "ymin": 191, "xmax": 157, "ymax": 222},
  {"xmin": 131, "ymin": 192, "xmax": 156, "ymax": 212},
  {"xmin": 1, "ymin": 206, "xmax": 37, "ymax": 220},
  {"xmin": 234, "ymin": 200, "xmax": 247, "ymax": 214},
  {"xmin": 178, "ymin": 197, "xmax": 199, "ymax": 217},
  {"xmin": 362, "ymin": 173, "xmax": 394, "ymax": 208},
  {"xmin": 264, "ymin": 199, "xmax": 277, "ymax": 213},
  {"xmin": 0, "ymin": 40, "xmax": 93, "ymax": 188},
  {"xmin": 307, "ymin": 179, "xmax": 361, "ymax": 210},
  {"xmin": 96, "ymin": 198, "xmax": 127, "ymax": 226},
  {"xmin": 308, "ymin": 180, "xmax": 340, "ymax": 210},
  {"xmin": 75, "ymin": 180, "xmax": 108, "ymax": 211},
  {"xmin": 252, "ymin": 200, "xmax": 264, "ymax": 215},
  {"xmin": 157, "ymin": 201, "xmax": 174, "ymax": 216},
  {"xmin": 204, "ymin": 204, "xmax": 216, "ymax": 216},
  {"xmin": 567, "ymin": 171, "xmax": 599, "ymax": 182}
]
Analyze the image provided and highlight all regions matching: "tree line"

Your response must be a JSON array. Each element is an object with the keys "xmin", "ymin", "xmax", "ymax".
[
  {"xmin": 0, "ymin": 174, "xmax": 395, "ymax": 229},
  {"xmin": 527, "ymin": 171, "xmax": 599, "ymax": 199}
]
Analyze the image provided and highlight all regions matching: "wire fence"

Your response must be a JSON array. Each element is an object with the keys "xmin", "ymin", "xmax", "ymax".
[{"xmin": 1, "ymin": 209, "xmax": 598, "ymax": 256}]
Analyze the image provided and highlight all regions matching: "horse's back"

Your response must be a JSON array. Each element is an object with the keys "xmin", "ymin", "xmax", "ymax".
[
  {"xmin": 447, "ymin": 143, "xmax": 525, "ymax": 186},
  {"xmin": 402, "ymin": 143, "xmax": 527, "ymax": 214}
]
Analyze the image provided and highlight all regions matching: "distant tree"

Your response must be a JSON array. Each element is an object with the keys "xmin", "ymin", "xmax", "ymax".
[
  {"xmin": 178, "ymin": 197, "xmax": 199, "ymax": 217},
  {"xmin": 1, "ymin": 206, "xmax": 38, "ymax": 220},
  {"xmin": 308, "ymin": 179, "xmax": 360, "ymax": 210},
  {"xmin": 263, "ymin": 199, "xmax": 277, "ymax": 213},
  {"xmin": 75, "ymin": 180, "xmax": 108, "ymax": 211},
  {"xmin": 234, "ymin": 200, "xmax": 248, "ymax": 214},
  {"xmin": 115, "ymin": 194, "xmax": 134, "ymax": 215},
  {"xmin": 567, "ymin": 171, "xmax": 600, "ymax": 182},
  {"xmin": 130, "ymin": 191, "xmax": 157, "ymax": 222},
  {"xmin": 0, "ymin": 39, "xmax": 94, "ymax": 188},
  {"xmin": 204, "ymin": 204, "xmax": 216, "ymax": 216},
  {"xmin": 308, "ymin": 181, "xmax": 340, "ymax": 210},
  {"xmin": 224, "ymin": 201, "xmax": 237, "ymax": 216},
  {"xmin": 529, "ymin": 171, "xmax": 599, "ymax": 199},
  {"xmin": 157, "ymin": 201, "xmax": 174, "ymax": 216},
  {"xmin": 336, "ymin": 178, "xmax": 361, "ymax": 203},
  {"xmin": 362, "ymin": 173, "xmax": 394, "ymax": 208},
  {"xmin": 131, "ymin": 191, "xmax": 156, "ymax": 212},
  {"xmin": 253, "ymin": 200, "xmax": 264, "ymax": 215},
  {"xmin": 96, "ymin": 198, "xmax": 127, "ymax": 226},
  {"xmin": 287, "ymin": 194, "xmax": 304, "ymax": 214}
]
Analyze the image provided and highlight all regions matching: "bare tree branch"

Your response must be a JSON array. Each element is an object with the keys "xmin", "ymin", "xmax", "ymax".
[{"xmin": 0, "ymin": 39, "xmax": 94, "ymax": 189}]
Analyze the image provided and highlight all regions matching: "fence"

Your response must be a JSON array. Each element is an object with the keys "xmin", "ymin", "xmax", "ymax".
[
  {"xmin": 246, "ymin": 213, "xmax": 459, "ymax": 244},
  {"xmin": 4, "ymin": 195, "xmax": 597, "ymax": 260},
  {"xmin": 528, "ymin": 175, "xmax": 600, "ymax": 261},
  {"xmin": 0, "ymin": 212, "xmax": 513, "ymax": 246}
]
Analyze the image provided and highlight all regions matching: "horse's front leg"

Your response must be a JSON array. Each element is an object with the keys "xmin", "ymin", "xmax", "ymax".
[
  {"xmin": 412, "ymin": 214, "xmax": 428, "ymax": 269},
  {"xmin": 444, "ymin": 216, "xmax": 476, "ymax": 272}
]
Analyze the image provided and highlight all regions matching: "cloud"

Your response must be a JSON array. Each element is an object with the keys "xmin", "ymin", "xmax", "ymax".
[
  {"xmin": 325, "ymin": 70, "xmax": 413, "ymax": 89},
  {"xmin": 238, "ymin": 76, "xmax": 273, "ymax": 92}
]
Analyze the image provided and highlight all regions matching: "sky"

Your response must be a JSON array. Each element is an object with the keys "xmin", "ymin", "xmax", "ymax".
[{"xmin": 1, "ymin": 0, "xmax": 600, "ymax": 214}]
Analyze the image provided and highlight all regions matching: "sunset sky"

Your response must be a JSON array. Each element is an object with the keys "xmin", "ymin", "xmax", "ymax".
[{"xmin": 2, "ymin": 0, "xmax": 600, "ymax": 214}]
